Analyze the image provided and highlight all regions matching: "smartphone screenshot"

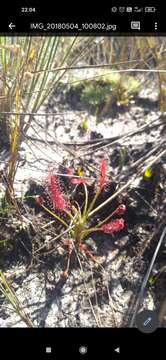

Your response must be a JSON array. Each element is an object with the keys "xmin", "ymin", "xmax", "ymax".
[{"xmin": 0, "ymin": 2, "xmax": 165, "ymax": 358}]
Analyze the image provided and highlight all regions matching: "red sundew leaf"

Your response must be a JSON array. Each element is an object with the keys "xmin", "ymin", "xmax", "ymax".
[
  {"xmin": 100, "ymin": 218, "xmax": 124, "ymax": 234},
  {"xmin": 61, "ymin": 270, "xmax": 69, "ymax": 279},
  {"xmin": 67, "ymin": 168, "xmax": 74, "ymax": 176},
  {"xmin": 62, "ymin": 239, "xmax": 73, "ymax": 252},
  {"xmin": 114, "ymin": 204, "xmax": 126, "ymax": 215},
  {"xmin": 46, "ymin": 172, "xmax": 68, "ymax": 211},
  {"xmin": 98, "ymin": 159, "xmax": 108, "ymax": 190},
  {"xmin": 35, "ymin": 196, "xmax": 44, "ymax": 205},
  {"xmin": 71, "ymin": 177, "xmax": 87, "ymax": 185}
]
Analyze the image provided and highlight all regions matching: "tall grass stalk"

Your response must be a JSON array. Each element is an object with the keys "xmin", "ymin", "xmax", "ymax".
[
  {"xmin": 0, "ymin": 36, "xmax": 84, "ymax": 204},
  {"xmin": 0, "ymin": 271, "xmax": 34, "ymax": 327}
]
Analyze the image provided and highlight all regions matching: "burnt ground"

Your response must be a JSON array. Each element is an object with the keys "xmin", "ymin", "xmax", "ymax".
[{"xmin": 0, "ymin": 81, "xmax": 166, "ymax": 328}]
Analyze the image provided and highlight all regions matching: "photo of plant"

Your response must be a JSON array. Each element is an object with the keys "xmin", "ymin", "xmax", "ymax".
[{"xmin": 0, "ymin": 36, "xmax": 166, "ymax": 328}]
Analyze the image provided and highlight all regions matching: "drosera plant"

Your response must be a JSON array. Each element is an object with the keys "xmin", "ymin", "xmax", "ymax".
[{"xmin": 29, "ymin": 158, "xmax": 126, "ymax": 277}]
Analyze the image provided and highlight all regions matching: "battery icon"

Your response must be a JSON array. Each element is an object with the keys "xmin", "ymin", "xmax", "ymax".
[{"xmin": 145, "ymin": 7, "xmax": 156, "ymax": 12}]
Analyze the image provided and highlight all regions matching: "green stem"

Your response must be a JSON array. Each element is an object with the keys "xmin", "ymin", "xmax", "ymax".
[
  {"xmin": 95, "ymin": 208, "xmax": 117, "ymax": 228},
  {"xmin": 81, "ymin": 227, "xmax": 101, "ymax": 238},
  {"xmin": 87, "ymin": 185, "xmax": 122, "ymax": 219},
  {"xmin": 24, "ymin": 195, "xmax": 71, "ymax": 228},
  {"xmin": 40, "ymin": 203, "xmax": 69, "ymax": 228},
  {"xmin": 64, "ymin": 209, "xmax": 74, "ymax": 220},
  {"xmin": 83, "ymin": 183, "xmax": 88, "ymax": 218},
  {"xmin": 86, "ymin": 188, "xmax": 101, "ymax": 217}
]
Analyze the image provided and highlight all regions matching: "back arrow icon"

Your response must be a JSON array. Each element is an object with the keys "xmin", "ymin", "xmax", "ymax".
[{"xmin": 9, "ymin": 23, "xmax": 16, "ymax": 30}]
